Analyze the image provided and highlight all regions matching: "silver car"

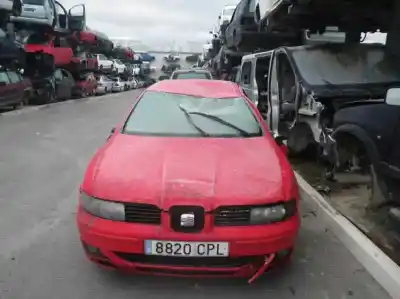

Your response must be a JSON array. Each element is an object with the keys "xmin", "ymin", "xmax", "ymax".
[
  {"xmin": 95, "ymin": 75, "xmax": 113, "ymax": 95},
  {"xmin": 111, "ymin": 77, "xmax": 125, "ymax": 92},
  {"xmin": 11, "ymin": 0, "xmax": 57, "ymax": 27}
]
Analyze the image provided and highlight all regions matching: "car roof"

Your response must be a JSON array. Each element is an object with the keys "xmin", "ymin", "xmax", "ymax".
[
  {"xmin": 173, "ymin": 69, "xmax": 210, "ymax": 74},
  {"xmin": 147, "ymin": 79, "xmax": 242, "ymax": 98}
]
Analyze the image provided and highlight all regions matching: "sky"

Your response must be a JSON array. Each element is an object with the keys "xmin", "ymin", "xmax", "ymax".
[
  {"xmin": 58, "ymin": 0, "xmax": 387, "ymax": 51},
  {"xmin": 59, "ymin": 0, "xmax": 240, "ymax": 51}
]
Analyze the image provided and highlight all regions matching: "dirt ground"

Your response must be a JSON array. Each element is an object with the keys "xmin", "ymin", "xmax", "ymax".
[{"xmin": 291, "ymin": 156, "xmax": 400, "ymax": 265}]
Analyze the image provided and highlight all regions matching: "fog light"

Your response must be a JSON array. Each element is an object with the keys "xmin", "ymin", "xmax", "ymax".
[{"xmin": 82, "ymin": 242, "xmax": 103, "ymax": 257}]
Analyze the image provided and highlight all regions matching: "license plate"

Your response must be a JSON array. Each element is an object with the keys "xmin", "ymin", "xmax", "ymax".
[{"xmin": 144, "ymin": 240, "xmax": 229, "ymax": 257}]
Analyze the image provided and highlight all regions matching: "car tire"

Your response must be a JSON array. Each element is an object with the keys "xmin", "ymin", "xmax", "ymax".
[{"xmin": 81, "ymin": 89, "xmax": 87, "ymax": 98}]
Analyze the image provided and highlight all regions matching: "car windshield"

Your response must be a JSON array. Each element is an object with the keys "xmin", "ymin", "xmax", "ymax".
[
  {"xmin": 123, "ymin": 91, "xmax": 262, "ymax": 137},
  {"xmin": 26, "ymin": 34, "xmax": 49, "ymax": 45},
  {"xmin": 114, "ymin": 59, "xmax": 122, "ymax": 64},
  {"xmin": 23, "ymin": 0, "xmax": 44, "ymax": 5},
  {"xmin": 291, "ymin": 44, "xmax": 400, "ymax": 86},
  {"xmin": 173, "ymin": 72, "xmax": 211, "ymax": 79},
  {"xmin": 223, "ymin": 8, "xmax": 235, "ymax": 16}
]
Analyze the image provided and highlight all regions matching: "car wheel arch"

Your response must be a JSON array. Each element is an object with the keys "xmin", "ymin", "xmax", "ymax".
[{"xmin": 333, "ymin": 124, "xmax": 381, "ymax": 165}]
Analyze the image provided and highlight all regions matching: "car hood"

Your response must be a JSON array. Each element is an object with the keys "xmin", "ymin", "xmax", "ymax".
[{"xmin": 83, "ymin": 134, "xmax": 286, "ymax": 211}]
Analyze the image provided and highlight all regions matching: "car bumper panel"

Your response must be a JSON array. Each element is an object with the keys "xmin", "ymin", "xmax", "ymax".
[{"xmin": 78, "ymin": 209, "xmax": 298, "ymax": 281}]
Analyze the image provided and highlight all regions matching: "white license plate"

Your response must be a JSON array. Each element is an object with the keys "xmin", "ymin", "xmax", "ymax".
[{"xmin": 144, "ymin": 240, "xmax": 229, "ymax": 257}]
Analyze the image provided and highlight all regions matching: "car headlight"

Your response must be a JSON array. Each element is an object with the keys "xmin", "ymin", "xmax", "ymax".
[
  {"xmin": 80, "ymin": 191, "xmax": 125, "ymax": 221},
  {"xmin": 249, "ymin": 200, "xmax": 296, "ymax": 224}
]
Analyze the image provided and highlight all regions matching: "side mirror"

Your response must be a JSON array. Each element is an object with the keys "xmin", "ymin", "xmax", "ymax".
[
  {"xmin": 385, "ymin": 88, "xmax": 400, "ymax": 106},
  {"xmin": 107, "ymin": 127, "xmax": 116, "ymax": 141},
  {"xmin": 0, "ymin": 82, "xmax": 6, "ymax": 86}
]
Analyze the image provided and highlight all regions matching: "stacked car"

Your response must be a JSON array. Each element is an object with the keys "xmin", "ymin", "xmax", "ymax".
[
  {"xmin": 197, "ymin": 1, "xmax": 400, "ymax": 247},
  {"xmin": 0, "ymin": 0, "xmax": 145, "ymax": 109}
]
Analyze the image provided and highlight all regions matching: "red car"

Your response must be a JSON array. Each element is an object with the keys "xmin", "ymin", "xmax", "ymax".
[
  {"xmin": 72, "ymin": 73, "xmax": 97, "ymax": 97},
  {"xmin": 77, "ymin": 79, "xmax": 300, "ymax": 282}
]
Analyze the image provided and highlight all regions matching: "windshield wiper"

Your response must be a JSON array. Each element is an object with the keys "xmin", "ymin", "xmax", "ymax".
[
  {"xmin": 187, "ymin": 111, "xmax": 251, "ymax": 137},
  {"xmin": 177, "ymin": 105, "xmax": 210, "ymax": 137}
]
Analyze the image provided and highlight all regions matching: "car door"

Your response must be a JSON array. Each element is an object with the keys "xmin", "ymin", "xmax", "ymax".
[
  {"xmin": 60, "ymin": 69, "xmax": 74, "ymax": 98},
  {"xmin": 240, "ymin": 60, "xmax": 256, "ymax": 103},
  {"xmin": 68, "ymin": 4, "xmax": 85, "ymax": 31},
  {"xmin": 53, "ymin": 69, "xmax": 64, "ymax": 98},
  {"xmin": 267, "ymin": 51, "xmax": 280, "ymax": 136},
  {"xmin": 52, "ymin": 36, "xmax": 73, "ymax": 65},
  {"xmin": 0, "ymin": 71, "xmax": 12, "ymax": 106},
  {"xmin": 6, "ymin": 71, "xmax": 22, "ymax": 105}
]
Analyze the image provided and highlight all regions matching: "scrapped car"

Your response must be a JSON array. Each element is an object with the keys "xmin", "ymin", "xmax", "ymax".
[
  {"xmin": 30, "ymin": 68, "xmax": 73, "ymax": 104},
  {"xmin": 218, "ymin": 5, "xmax": 236, "ymax": 38},
  {"xmin": 77, "ymin": 79, "xmax": 300, "ymax": 281},
  {"xmin": 161, "ymin": 63, "xmax": 181, "ymax": 74},
  {"xmin": 69, "ymin": 52, "xmax": 98, "ymax": 73},
  {"xmin": 111, "ymin": 77, "xmax": 124, "ymax": 92},
  {"xmin": 24, "ymin": 33, "xmax": 73, "ymax": 66},
  {"xmin": 95, "ymin": 54, "xmax": 113, "ymax": 71},
  {"xmin": 72, "ymin": 72, "xmax": 96, "ymax": 97},
  {"xmin": 138, "ymin": 52, "xmax": 155, "ymax": 62},
  {"xmin": 237, "ymin": 42, "xmax": 400, "ymax": 223},
  {"xmin": 170, "ymin": 69, "xmax": 213, "ymax": 80},
  {"xmin": 0, "ymin": 0, "xmax": 22, "ymax": 15},
  {"xmin": 126, "ymin": 77, "xmax": 138, "ymax": 89},
  {"xmin": 0, "ymin": 69, "xmax": 26, "ymax": 108},
  {"xmin": 95, "ymin": 75, "xmax": 113, "ymax": 95},
  {"xmin": 164, "ymin": 52, "xmax": 180, "ymax": 62},
  {"xmin": 112, "ymin": 59, "xmax": 127, "ymax": 74},
  {"xmin": 225, "ymin": 0, "xmax": 258, "ymax": 51}
]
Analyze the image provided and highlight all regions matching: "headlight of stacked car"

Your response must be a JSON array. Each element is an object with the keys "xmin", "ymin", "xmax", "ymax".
[{"xmin": 80, "ymin": 191, "xmax": 125, "ymax": 221}]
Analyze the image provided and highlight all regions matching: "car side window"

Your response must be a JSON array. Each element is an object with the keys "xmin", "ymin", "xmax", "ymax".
[
  {"xmin": 59, "ymin": 37, "xmax": 69, "ymax": 47},
  {"xmin": 241, "ymin": 61, "xmax": 252, "ymax": 85},
  {"xmin": 61, "ymin": 70, "xmax": 72, "ymax": 80},
  {"xmin": 7, "ymin": 72, "xmax": 21, "ymax": 84},
  {"xmin": 0, "ymin": 72, "xmax": 10, "ymax": 84},
  {"xmin": 54, "ymin": 70, "xmax": 63, "ymax": 80},
  {"xmin": 234, "ymin": 0, "xmax": 244, "ymax": 20}
]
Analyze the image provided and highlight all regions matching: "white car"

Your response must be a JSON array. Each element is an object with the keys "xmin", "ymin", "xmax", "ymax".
[
  {"xmin": 132, "ymin": 65, "xmax": 140, "ymax": 76},
  {"xmin": 95, "ymin": 54, "xmax": 113, "ymax": 71},
  {"xmin": 10, "ymin": 0, "xmax": 57, "ymax": 26},
  {"xmin": 95, "ymin": 75, "xmax": 113, "ymax": 95},
  {"xmin": 0, "ymin": 0, "xmax": 21, "ymax": 14},
  {"xmin": 163, "ymin": 52, "xmax": 180, "ymax": 62},
  {"xmin": 111, "ymin": 59, "xmax": 127, "ymax": 74},
  {"xmin": 111, "ymin": 77, "xmax": 124, "ymax": 92},
  {"xmin": 218, "ymin": 5, "xmax": 236, "ymax": 30},
  {"xmin": 126, "ymin": 77, "xmax": 138, "ymax": 89}
]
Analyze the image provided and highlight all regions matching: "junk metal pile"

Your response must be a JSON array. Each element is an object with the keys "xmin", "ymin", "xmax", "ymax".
[
  {"xmin": 196, "ymin": 0, "xmax": 400, "ymax": 263},
  {"xmin": 0, "ymin": 0, "xmax": 157, "ymax": 108}
]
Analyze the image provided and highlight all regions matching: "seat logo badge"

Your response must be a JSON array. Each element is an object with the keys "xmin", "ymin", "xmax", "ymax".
[{"xmin": 180, "ymin": 213, "xmax": 195, "ymax": 227}]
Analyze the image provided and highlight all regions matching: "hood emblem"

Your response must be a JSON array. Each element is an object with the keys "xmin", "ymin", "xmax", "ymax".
[{"xmin": 180, "ymin": 213, "xmax": 195, "ymax": 227}]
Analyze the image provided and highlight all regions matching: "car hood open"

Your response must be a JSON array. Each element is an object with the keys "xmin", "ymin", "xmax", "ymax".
[{"xmin": 83, "ymin": 134, "xmax": 286, "ymax": 211}]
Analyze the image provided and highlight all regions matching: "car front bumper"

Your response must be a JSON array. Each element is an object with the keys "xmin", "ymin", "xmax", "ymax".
[{"xmin": 77, "ymin": 208, "xmax": 299, "ymax": 281}]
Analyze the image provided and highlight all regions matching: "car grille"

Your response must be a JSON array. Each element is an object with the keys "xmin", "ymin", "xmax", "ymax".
[
  {"xmin": 214, "ymin": 207, "xmax": 251, "ymax": 226},
  {"xmin": 124, "ymin": 203, "xmax": 161, "ymax": 224},
  {"xmin": 113, "ymin": 253, "xmax": 263, "ymax": 268}
]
